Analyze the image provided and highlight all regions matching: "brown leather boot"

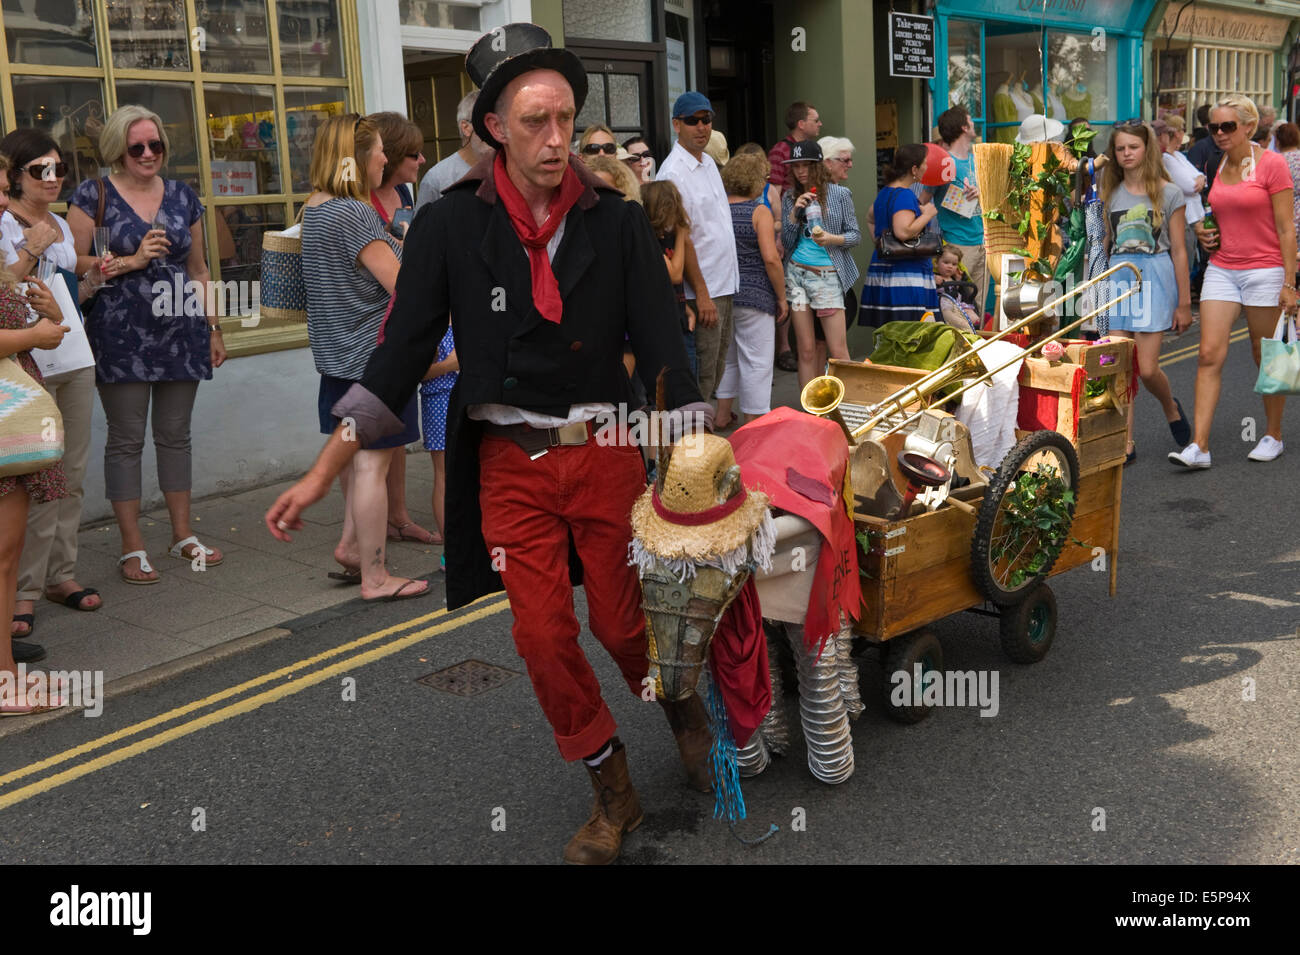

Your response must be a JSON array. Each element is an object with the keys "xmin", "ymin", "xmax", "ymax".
[
  {"xmin": 563, "ymin": 739, "xmax": 643, "ymax": 865},
  {"xmin": 659, "ymin": 693, "xmax": 714, "ymax": 793}
]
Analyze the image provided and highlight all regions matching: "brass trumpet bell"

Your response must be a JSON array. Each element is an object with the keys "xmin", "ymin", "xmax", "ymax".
[{"xmin": 800, "ymin": 375, "xmax": 853, "ymax": 444}]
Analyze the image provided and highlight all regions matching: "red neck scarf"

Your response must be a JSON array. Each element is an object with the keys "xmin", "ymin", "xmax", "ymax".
[{"xmin": 492, "ymin": 151, "xmax": 585, "ymax": 324}]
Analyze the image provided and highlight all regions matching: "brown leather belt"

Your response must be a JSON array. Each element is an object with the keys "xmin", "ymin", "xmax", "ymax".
[
  {"xmin": 482, "ymin": 419, "xmax": 592, "ymax": 459},
  {"xmin": 793, "ymin": 262, "xmax": 837, "ymax": 274}
]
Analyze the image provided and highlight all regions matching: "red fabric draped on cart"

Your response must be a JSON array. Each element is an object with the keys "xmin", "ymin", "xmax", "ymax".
[
  {"xmin": 709, "ymin": 578, "xmax": 770, "ymax": 747},
  {"xmin": 728, "ymin": 408, "xmax": 860, "ymax": 656}
]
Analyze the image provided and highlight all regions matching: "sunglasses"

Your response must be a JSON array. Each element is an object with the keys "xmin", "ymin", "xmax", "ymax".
[
  {"xmin": 25, "ymin": 161, "xmax": 68, "ymax": 179},
  {"xmin": 126, "ymin": 140, "xmax": 166, "ymax": 158},
  {"xmin": 829, "ymin": 156, "xmax": 853, "ymax": 165},
  {"xmin": 582, "ymin": 142, "xmax": 618, "ymax": 155},
  {"xmin": 678, "ymin": 114, "xmax": 713, "ymax": 126},
  {"xmin": 628, "ymin": 150, "xmax": 652, "ymax": 161},
  {"xmin": 1208, "ymin": 121, "xmax": 1239, "ymax": 135},
  {"xmin": 405, "ymin": 152, "xmax": 421, "ymax": 159}
]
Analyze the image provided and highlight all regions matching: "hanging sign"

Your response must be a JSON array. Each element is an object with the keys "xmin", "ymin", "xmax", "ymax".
[{"xmin": 888, "ymin": 12, "xmax": 935, "ymax": 79}]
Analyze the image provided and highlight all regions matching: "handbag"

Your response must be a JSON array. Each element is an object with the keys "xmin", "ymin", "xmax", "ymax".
[
  {"xmin": 1255, "ymin": 313, "xmax": 1300, "ymax": 395},
  {"xmin": 259, "ymin": 206, "xmax": 307, "ymax": 323},
  {"xmin": 0, "ymin": 355, "xmax": 64, "ymax": 477},
  {"xmin": 877, "ymin": 189, "xmax": 941, "ymax": 259}
]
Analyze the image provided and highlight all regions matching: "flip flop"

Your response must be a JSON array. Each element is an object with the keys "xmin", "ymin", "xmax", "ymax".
[
  {"xmin": 363, "ymin": 578, "xmax": 431, "ymax": 602},
  {"xmin": 169, "ymin": 535, "xmax": 224, "ymax": 566},
  {"xmin": 1, "ymin": 673, "xmax": 68, "ymax": 715},
  {"xmin": 45, "ymin": 588, "xmax": 100, "ymax": 612},
  {"xmin": 327, "ymin": 568, "xmax": 362, "ymax": 584},
  {"xmin": 11, "ymin": 614, "xmax": 33, "ymax": 638},
  {"xmin": 119, "ymin": 551, "xmax": 160, "ymax": 585},
  {"xmin": 386, "ymin": 521, "xmax": 442, "ymax": 545}
]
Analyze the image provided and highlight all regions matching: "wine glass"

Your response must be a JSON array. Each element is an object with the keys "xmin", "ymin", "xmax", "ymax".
[{"xmin": 93, "ymin": 226, "xmax": 114, "ymax": 287}]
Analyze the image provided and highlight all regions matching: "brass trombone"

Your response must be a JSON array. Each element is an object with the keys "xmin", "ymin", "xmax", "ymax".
[{"xmin": 801, "ymin": 261, "xmax": 1142, "ymax": 441}]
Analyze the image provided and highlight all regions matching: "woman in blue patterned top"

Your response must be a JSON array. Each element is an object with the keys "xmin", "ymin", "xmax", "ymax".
[
  {"xmin": 860, "ymin": 143, "xmax": 940, "ymax": 328},
  {"xmin": 68, "ymin": 105, "xmax": 225, "ymax": 585}
]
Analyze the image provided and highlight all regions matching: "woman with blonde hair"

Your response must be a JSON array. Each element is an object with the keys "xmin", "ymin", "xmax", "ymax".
[
  {"xmin": 583, "ymin": 153, "xmax": 641, "ymax": 202},
  {"xmin": 576, "ymin": 123, "xmax": 617, "ymax": 157},
  {"xmin": 1098, "ymin": 120, "xmax": 1192, "ymax": 465},
  {"xmin": 715, "ymin": 149, "xmax": 787, "ymax": 428},
  {"xmin": 1172, "ymin": 95, "xmax": 1298, "ymax": 467},
  {"xmin": 301, "ymin": 113, "xmax": 428, "ymax": 600},
  {"xmin": 67, "ymin": 104, "xmax": 224, "ymax": 584}
]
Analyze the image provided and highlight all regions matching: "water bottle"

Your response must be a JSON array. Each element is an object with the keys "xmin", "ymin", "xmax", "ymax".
[{"xmin": 805, "ymin": 187, "xmax": 823, "ymax": 237}]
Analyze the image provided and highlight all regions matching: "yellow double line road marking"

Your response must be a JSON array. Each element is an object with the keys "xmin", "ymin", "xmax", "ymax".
[
  {"xmin": 1159, "ymin": 327, "xmax": 1250, "ymax": 367},
  {"xmin": 0, "ymin": 596, "xmax": 510, "ymax": 812}
]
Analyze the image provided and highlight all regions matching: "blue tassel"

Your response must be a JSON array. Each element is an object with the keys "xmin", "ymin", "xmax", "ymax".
[{"xmin": 704, "ymin": 666, "xmax": 746, "ymax": 823}]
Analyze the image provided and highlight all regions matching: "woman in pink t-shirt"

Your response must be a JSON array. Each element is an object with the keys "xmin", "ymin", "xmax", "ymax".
[{"xmin": 1171, "ymin": 95, "xmax": 1298, "ymax": 468}]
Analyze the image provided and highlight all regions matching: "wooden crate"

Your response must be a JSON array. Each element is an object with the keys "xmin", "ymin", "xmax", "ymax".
[
  {"xmin": 854, "ymin": 463, "xmax": 1122, "ymax": 642},
  {"xmin": 1017, "ymin": 338, "xmax": 1133, "ymax": 475}
]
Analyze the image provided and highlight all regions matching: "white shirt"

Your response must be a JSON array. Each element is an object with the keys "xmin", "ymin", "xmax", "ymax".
[
  {"xmin": 1161, "ymin": 151, "xmax": 1205, "ymax": 224},
  {"xmin": 0, "ymin": 210, "xmax": 76, "ymax": 271},
  {"xmin": 656, "ymin": 141, "xmax": 739, "ymax": 299},
  {"xmin": 416, "ymin": 151, "xmax": 473, "ymax": 211}
]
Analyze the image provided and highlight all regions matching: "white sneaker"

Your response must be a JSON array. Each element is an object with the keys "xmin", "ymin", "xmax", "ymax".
[
  {"xmin": 1168, "ymin": 443, "xmax": 1211, "ymax": 469},
  {"xmin": 1247, "ymin": 435, "xmax": 1285, "ymax": 462}
]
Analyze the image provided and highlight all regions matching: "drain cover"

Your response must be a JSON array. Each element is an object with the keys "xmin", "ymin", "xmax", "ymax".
[{"xmin": 418, "ymin": 660, "xmax": 521, "ymax": 696}]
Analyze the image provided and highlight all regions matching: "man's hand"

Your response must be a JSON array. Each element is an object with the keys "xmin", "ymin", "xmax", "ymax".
[
  {"xmin": 695, "ymin": 296, "xmax": 718, "ymax": 328},
  {"xmin": 266, "ymin": 473, "xmax": 331, "ymax": 542}
]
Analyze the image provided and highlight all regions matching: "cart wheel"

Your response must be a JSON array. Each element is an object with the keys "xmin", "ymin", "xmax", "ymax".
[
  {"xmin": 999, "ymin": 583, "xmax": 1057, "ymax": 663},
  {"xmin": 971, "ymin": 430, "xmax": 1079, "ymax": 606},
  {"xmin": 881, "ymin": 629, "xmax": 944, "ymax": 724}
]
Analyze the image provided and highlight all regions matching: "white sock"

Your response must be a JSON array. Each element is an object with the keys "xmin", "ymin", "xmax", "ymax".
[{"xmin": 583, "ymin": 743, "xmax": 614, "ymax": 767}]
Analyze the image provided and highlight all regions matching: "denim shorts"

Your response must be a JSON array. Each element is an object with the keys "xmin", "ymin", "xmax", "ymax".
[{"xmin": 785, "ymin": 262, "xmax": 844, "ymax": 312}]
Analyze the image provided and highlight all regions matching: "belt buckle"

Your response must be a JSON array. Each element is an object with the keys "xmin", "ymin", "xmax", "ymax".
[{"xmin": 555, "ymin": 420, "xmax": 589, "ymax": 446}]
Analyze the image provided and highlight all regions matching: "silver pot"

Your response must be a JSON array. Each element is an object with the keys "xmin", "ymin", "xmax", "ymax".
[{"xmin": 1002, "ymin": 278, "xmax": 1055, "ymax": 323}]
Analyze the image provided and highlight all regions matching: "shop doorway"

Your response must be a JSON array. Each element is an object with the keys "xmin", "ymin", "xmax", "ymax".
[
  {"xmin": 404, "ymin": 55, "xmax": 472, "ymax": 163},
  {"xmin": 703, "ymin": 0, "xmax": 776, "ymax": 152},
  {"xmin": 573, "ymin": 56, "xmax": 656, "ymax": 154}
]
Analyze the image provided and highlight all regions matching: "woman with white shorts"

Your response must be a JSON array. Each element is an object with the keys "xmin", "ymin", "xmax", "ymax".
[{"xmin": 1171, "ymin": 95, "xmax": 1298, "ymax": 468}]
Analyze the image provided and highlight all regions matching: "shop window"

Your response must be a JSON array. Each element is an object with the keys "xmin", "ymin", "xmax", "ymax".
[
  {"xmin": 283, "ymin": 86, "xmax": 348, "ymax": 193},
  {"xmin": 947, "ymin": 19, "xmax": 981, "ymax": 120},
  {"xmin": 278, "ymin": 0, "xmax": 342, "ymax": 78},
  {"xmin": 563, "ymin": 0, "xmax": 653, "ymax": 44},
  {"xmin": 400, "ymin": 1, "xmax": 479, "ymax": 30},
  {"xmin": 197, "ymin": 0, "xmax": 272, "ymax": 74},
  {"xmin": 608, "ymin": 74, "xmax": 641, "ymax": 129},
  {"xmin": 214, "ymin": 202, "xmax": 285, "ymax": 292},
  {"xmin": 106, "ymin": 0, "xmax": 192, "ymax": 71},
  {"xmin": 115, "ymin": 79, "xmax": 201, "ymax": 192},
  {"xmin": 205, "ymin": 83, "xmax": 281, "ymax": 195},
  {"xmin": 575, "ymin": 73, "xmax": 605, "ymax": 131},
  {"xmin": 1047, "ymin": 32, "xmax": 1112, "ymax": 125},
  {"xmin": 984, "ymin": 29, "xmax": 1039, "ymax": 144},
  {"xmin": 10, "ymin": 76, "xmax": 106, "ymax": 201},
  {"xmin": 3, "ymin": 0, "xmax": 98, "ymax": 67}
]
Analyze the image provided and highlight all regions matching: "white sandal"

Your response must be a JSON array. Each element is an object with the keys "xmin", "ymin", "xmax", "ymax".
[
  {"xmin": 118, "ymin": 551, "xmax": 159, "ymax": 585},
  {"xmin": 169, "ymin": 535, "xmax": 224, "ymax": 566}
]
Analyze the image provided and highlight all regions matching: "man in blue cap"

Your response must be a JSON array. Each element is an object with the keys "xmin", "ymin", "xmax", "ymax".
[{"xmin": 657, "ymin": 91, "xmax": 740, "ymax": 413}]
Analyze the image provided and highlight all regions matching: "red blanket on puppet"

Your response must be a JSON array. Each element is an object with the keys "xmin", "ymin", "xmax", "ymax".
[{"xmin": 727, "ymin": 407, "xmax": 860, "ymax": 657}]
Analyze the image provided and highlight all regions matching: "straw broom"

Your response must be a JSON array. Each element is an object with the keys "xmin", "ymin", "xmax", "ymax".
[{"xmin": 973, "ymin": 143, "xmax": 1017, "ymax": 283}]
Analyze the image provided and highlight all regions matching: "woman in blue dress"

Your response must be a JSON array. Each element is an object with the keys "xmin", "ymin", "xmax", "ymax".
[
  {"xmin": 68, "ymin": 105, "xmax": 225, "ymax": 585},
  {"xmin": 860, "ymin": 143, "xmax": 941, "ymax": 326}
]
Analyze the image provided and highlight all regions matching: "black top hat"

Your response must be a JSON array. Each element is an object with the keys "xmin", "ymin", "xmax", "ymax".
[
  {"xmin": 466, "ymin": 23, "xmax": 588, "ymax": 150},
  {"xmin": 782, "ymin": 140, "xmax": 824, "ymax": 164}
]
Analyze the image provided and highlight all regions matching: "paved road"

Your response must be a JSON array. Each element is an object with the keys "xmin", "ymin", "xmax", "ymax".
[{"xmin": 1, "ymin": 327, "xmax": 1296, "ymax": 864}]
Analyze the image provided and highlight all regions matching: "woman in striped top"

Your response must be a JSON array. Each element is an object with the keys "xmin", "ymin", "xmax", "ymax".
[{"xmin": 300, "ymin": 114, "xmax": 429, "ymax": 601}]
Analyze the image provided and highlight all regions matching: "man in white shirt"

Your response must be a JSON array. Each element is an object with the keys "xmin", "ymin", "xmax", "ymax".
[
  {"xmin": 416, "ymin": 90, "xmax": 495, "ymax": 209},
  {"xmin": 656, "ymin": 91, "xmax": 740, "ymax": 405}
]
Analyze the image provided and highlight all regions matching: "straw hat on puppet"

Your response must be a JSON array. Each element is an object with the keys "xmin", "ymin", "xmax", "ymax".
[{"xmin": 630, "ymin": 433, "xmax": 774, "ymax": 575}]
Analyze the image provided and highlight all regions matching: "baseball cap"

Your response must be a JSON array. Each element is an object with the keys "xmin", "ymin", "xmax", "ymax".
[
  {"xmin": 782, "ymin": 140, "xmax": 824, "ymax": 163},
  {"xmin": 672, "ymin": 91, "xmax": 713, "ymax": 119}
]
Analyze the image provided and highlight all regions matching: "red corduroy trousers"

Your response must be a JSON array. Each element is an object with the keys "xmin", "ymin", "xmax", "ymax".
[{"xmin": 478, "ymin": 432, "xmax": 649, "ymax": 761}]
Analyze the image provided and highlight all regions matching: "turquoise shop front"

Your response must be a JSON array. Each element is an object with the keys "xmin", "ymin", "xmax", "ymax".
[{"xmin": 933, "ymin": 0, "xmax": 1159, "ymax": 151}]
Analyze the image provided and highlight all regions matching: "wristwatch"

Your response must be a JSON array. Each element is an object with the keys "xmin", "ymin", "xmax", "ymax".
[{"xmin": 208, "ymin": 323, "xmax": 223, "ymax": 333}]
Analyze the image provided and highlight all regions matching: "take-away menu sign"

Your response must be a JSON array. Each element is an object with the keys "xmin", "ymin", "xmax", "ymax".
[{"xmin": 888, "ymin": 12, "xmax": 935, "ymax": 79}]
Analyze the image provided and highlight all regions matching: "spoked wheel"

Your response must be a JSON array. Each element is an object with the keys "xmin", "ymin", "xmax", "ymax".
[
  {"xmin": 999, "ymin": 582, "xmax": 1057, "ymax": 663},
  {"xmin": 971, "ymin": 430, "xmax": 1079, "ymax": 606},
  {"xmin": 881, "ymin": 628, "xmax": 944, "ymax": 724}
]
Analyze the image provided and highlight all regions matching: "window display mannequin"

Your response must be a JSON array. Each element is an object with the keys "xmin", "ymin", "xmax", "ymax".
[
  {"xmin": 991, "ymin": 72, "xmax": 1019, "ymax": 143},
  {"xmin": 1060, "ymin": 82, "xmax": 1093, "ymax": 122},
  {"xmin": 1009, "ymin": 73, "xmax": 1035, "ymax": 121}
]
